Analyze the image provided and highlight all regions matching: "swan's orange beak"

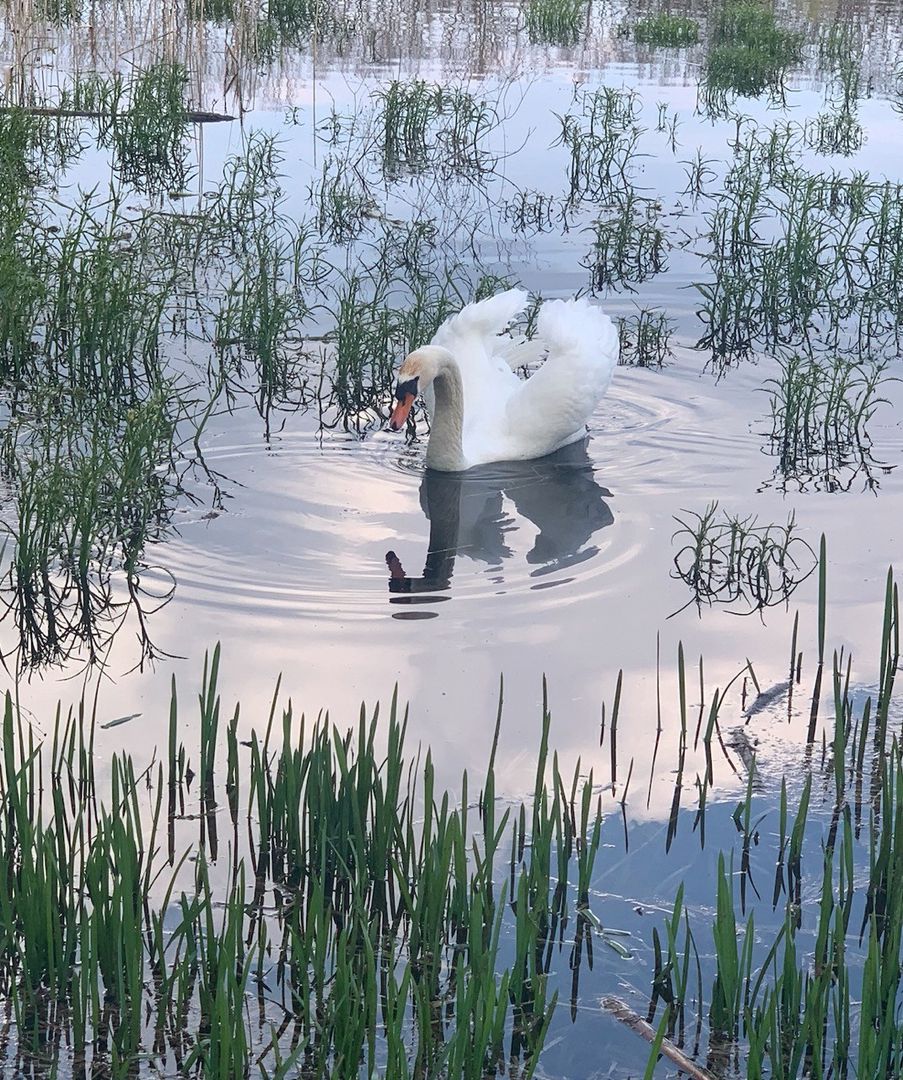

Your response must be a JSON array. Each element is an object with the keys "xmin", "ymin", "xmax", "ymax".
[{"xmin": 389, "ymin": 393, "xmax": 415, "ymax": 431}]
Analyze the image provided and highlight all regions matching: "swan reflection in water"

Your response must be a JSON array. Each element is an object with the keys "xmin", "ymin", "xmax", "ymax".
[{"xmin": 385, "ymin": 441, "xmax": 613, "ymax": 617}]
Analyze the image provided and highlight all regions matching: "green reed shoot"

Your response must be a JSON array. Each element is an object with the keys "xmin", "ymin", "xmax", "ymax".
[{"xmin": 705, "ymin": 0, "xmax": 803, "ymax": 98}]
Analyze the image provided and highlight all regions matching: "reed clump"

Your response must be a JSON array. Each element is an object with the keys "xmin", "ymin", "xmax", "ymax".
[
  {"xmin": 376, "ymin": 80, "xmax": 499, "ymax": 178},
  {"xmin": 648, "ymin": 567, "xmax": 903, "ymax": 1077},
  {"xmin": 705, "ymin": 0, "xmax": 803, "ymax": 98},
  {"xmin": 618, "ymin": 308, "xmax": 674, "ymax": 367},
  {"xmin": 0, "ymin": 662, "xmax": 607, "ymax": 1076},
  {"xmin": 763, "ymin": 354, "xmax": 892, "ymax": 491},
  {"xmin": 525, "ymin": 0, "xmax": 587, "ymax": 46},
  {"xmin": 633, "ymin": 13, "xmax": 700, "ymax": 47},
  {"xmin": 696, "ymin": 127, "xmax": 903, "ymax": 367},
  {"xmin": 554, "ymin": 86, "xmax": 644, "ymax": 204},
  {"xmin": 584, "ymin": 192, "xmax": 668, "ymax": 291},
  {"xmin": 670, "ymin": 501, "xmax": 816, "ymax": 614}
]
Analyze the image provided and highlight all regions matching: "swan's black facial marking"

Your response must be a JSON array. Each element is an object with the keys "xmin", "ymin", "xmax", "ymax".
[{"xmin": 394, "ymin": 376, "xmax": 419, "ymax": 402}]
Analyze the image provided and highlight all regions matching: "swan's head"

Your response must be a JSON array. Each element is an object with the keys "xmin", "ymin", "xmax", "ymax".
[{"xmin": 388, "ymin": 346, "xmax": 452, "ymax": 431}]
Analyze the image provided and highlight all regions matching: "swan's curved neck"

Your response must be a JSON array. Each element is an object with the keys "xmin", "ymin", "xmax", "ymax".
[{"xmin": 426, "ymin": 357, "xmax": 467, "ymax": 472}]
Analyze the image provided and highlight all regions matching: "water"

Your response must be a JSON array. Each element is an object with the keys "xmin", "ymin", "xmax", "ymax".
[{"xmin": 2, "ymin": 0, "xmax": 903, "ymax": 1074}]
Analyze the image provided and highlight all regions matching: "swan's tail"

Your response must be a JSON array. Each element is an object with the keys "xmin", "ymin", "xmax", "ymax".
[
  {"xmin": 432, "ymin": 287, "xmax": 529, "ymax": 347},
  {"xmin": 536, "ymin": 296, "xmax": 619, "ymax": 369}
]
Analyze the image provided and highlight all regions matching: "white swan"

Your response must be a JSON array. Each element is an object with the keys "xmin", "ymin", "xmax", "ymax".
[{"xmin": 387, "ymin": 289, "xmax": 619, "ymax": 472}]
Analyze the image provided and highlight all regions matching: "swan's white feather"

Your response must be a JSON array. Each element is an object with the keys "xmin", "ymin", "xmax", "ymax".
[{"xmin": 422, "ymin": 291, "xmax": 618, "ymax": 469}]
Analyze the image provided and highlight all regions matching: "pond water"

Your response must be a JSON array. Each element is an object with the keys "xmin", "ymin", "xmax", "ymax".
[{"xmin": 1, "ymin": 0, "xmax": 903, "ymax": 1075}]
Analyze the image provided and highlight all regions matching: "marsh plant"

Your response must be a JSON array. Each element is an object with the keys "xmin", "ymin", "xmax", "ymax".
[
  {"xmin": 670, "ymin": 501, "xmax": 817, "ymax": 615},
  {"xmin": 311, "ymin": 156, "xmax": 380, "ymax": 243},
  {"xmin": 649, "ymin": 568, "xmax": 903, "ymax": 1077},
  {"xmin": 633, "ymin": 13, "xmax": 699, "ymax": 47},
  {"xmin": 67, "ymin": 62, "xmax": 194, "ymax": 193},
  {"xmin": 617, "ymin": 308, "xmax": 674, "ymax": 367},
  {"xmin": 503, "ymin": 189, "xmax": 559, "ymax": 235},
  {"xmin": 763, "ymin": 354, "xmax": 893, "ymax": 491},
  {"xmin": 704, "ymin": 0, "xmax": 804, "ymax": 99},
  {"xmin": 525, "ymin": 0, "xmax": 587, "ymax": 46},
  {"xmin": 0, "ymin": 661, "xmax": 609, "ymax": 1076},
  {"xmin": 0, "ymin": 384, "xmax": 187, "ymax": 668},
  {"xmin": 555, "ymin": 86, "xmax": 644, "ymax": 204},
  {"xmin": 696, "ymin": 135, "xmax": 903, "ymax": 366},
  {"xmin": 376, "ymin": 80, "xmax": 499, "ymax": 178},
  {"xmin": 584, "ymin": 193, "xmax": 668, "ymax": 292}
]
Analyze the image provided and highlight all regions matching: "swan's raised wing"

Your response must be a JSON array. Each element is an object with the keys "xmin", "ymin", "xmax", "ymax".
[
  {"xmin": 431, "ymin": 288, "xmax": 530, "ymax": 359},
  {"xmin": 425, "ymin": 288, "xmax": 529, "ymax": 431},
  {"xmin": 503, "ymin": 297, "xmax": 619, "ymax": 455}
]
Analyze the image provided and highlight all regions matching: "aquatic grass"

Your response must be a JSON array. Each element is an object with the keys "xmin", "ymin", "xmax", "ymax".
[
  {"xmin": 695, "ymin": 137, "xmax": 903, "ymax": 367},
  {"xmin": 67, "ymin": 63, "xmax": 193, "ymax": 194},
  {"xmin": 525, "ymin": 0, "xmax": 587, "ymax": 46},
  {"xmin": 310, "ymin": 157, "xmax": 379, "ymax": 243},
  {"xmin": 680, "ymin": 148, "xmax": 718, "ymax": 203},
  {"xmin": 375, "ymin": 80, "xmax": 499, "ymax": 179},
  {"xmin": 584, "ymin": 192, "xmax": 668, "ymax": 292},
  {"xmin": 0, "ymin": 657, "xmax": 616, "ymax": 1076},
  {"xmin": 318, "ymin": 228, "xmax": 498, "ymax": 428},
  {"xmin": 763, "ymin": 354, "xmax": 893, "ymax": 490},
  {"xmin": 0, "ymin": 386, "xmax": 186, "ymax": 668},
  {"xmin": 670, "ymin": 501, "xmax": 816, "ymax": 615},
  {"xmin": 214, "ymin": 225, "xmax": 318, "ymax": 422},
  {"xmin": 618, "ymin": 308, "xmax": 674, "ymax": 367},
  {"xmin": 503, "ymin": 189, "xmax": 558, "ymax": 235},
  {"xmin": 554, "ymin": 87, "xmax": 644, "ymax": 205},
  {"xmin": 704, "ymin": 0, "xmax": 804, "ymax": 99},
  {"xmin": 645, "ymin": 566, "xmax": 903, "ymax": 1079},
  {"xmin": 633, "ymin": 13, "xmax": 699, "ymax": 48},
  {"xmin": 0, "ymin": 102, "xmax": 84, "ymax": 201}
]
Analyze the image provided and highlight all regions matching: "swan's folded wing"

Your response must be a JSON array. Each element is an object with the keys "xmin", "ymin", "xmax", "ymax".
[{"xmin": 503, "ymin": 298, "xmax": 619, "ymax": 453}]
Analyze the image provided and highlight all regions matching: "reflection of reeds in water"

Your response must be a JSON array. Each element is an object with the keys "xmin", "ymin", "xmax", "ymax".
[
  {"xmin": 670, "ymin": 500, "xmax": 816, "ymax": 615},
  {"xmin": 0, "ymin": 661, "xmax": 620, "ymax": 1075},
  {"xmin": 763, "ymin": 354, "xmax": 894, "ymax": 492}
]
